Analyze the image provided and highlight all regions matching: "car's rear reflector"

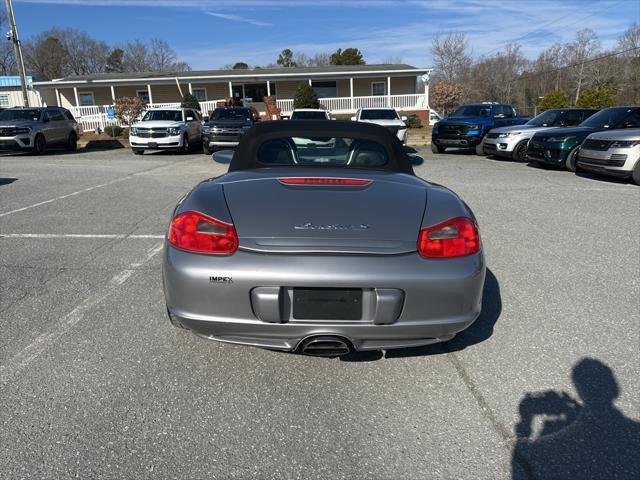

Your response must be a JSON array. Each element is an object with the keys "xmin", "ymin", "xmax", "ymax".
[
  {"xmin": 278, "ymin": 177, "xmax": 372, "ymax": 186},
  {"xmin": 418, "ymin": 217, "xmax": 480, "ymax": 258},
  {"xmin": 168, "ymin": 211, "xmax": 238, "ymax": 255}
]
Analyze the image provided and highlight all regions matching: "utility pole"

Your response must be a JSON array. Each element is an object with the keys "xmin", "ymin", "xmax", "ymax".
[{"xmin": 5, "ymin": 0, "xmax": 29, "ymax": 106}]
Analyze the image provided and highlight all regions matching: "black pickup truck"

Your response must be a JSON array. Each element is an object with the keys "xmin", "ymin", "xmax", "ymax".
[{"xmin": 202, "ymin": 107, "xmax": 259, "ymax": 154}]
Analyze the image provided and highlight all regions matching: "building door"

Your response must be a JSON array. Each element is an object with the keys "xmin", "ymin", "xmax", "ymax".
[{"xmin": 231, "ymin": 85, "xmax": 243, "ymax": 103}]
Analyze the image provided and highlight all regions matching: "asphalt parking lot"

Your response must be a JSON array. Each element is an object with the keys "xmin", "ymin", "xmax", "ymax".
[{"xmin": 1, "ymin": 146, "xmax": 638, "ymax": 479}]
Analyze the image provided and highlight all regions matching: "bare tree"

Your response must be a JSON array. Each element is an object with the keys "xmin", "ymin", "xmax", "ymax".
[
  {"xmin": 431, "ymin": 33, "xmax": 471, "ymax": 83},
  {"xmin": 617, "ymin": 23, "xmax": 640, "ymax": 103},
  {"xmin": 122, "ymin": 41, "xmax": 151, "ymax": 72},
  {"xmin": 23, "ymin": 36, "xmax": 69, "ymax": 79},
  {"xmin": 292, "ymin": 52, "xmax": 310, "ymax": 67},
  {"xmin": 565, "ymin": 29, "xmax": 601, "ymax": 104},
  {"xmin": 149, "ymin": 39, "xmax": 177, "ymax": 72},
  {"xmin": 0, "ymin": 12, "xmax": 16, "ymax": 75},
  {"xmin": 382, "ymin": 55, "xmax": 403, "ymax": 64},
  {"xmin": 307, "ymin": 53, "xmax": 331, "ymax": 67}
]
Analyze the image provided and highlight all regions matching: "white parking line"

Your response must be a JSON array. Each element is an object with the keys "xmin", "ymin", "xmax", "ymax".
[
  {"xmin": 0, "ymin": 242, "xmax": 164, "ymax": 386},
  {"xmin": 0, "ymin": 159, "xmax": 186, "ymax": 218},
  {"xmin": 0, "ymin": 233, "xmax": 164, "ymax": 239}
]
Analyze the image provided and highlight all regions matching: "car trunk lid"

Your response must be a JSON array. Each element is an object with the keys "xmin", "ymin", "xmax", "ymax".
[{"xmin": 221, "ymin": 173, "xmax": 426, "ymax": 254}]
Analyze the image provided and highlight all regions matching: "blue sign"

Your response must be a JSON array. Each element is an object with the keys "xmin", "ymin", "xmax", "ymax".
[{"xmin": 106, "ymin": 107, "xmax": 115, "ymax": 120}]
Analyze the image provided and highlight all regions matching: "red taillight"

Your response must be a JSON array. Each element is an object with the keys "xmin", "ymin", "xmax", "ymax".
[
  {"xmin": 278, "ymin": 177, "xmax": 372, "ymax": 186},
  {"xmin": 168, "ymin": 211, "xmax": 238, "ymax": 255},
  {"xmin": 418, "ymin": 217, "xmax": 480, "ymax": 258}
]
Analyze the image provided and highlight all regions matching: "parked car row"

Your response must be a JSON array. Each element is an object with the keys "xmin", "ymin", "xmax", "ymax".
[{"xmin": 431, "ymin": 103, "xmax": 640, "ymax": 185}]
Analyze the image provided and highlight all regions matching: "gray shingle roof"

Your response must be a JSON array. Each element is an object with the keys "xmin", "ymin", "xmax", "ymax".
[{"xmin": 39, "ymin": 64, "xmax": 427, "ymax": 84}]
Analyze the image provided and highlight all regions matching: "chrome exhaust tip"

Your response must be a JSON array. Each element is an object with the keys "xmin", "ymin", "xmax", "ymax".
[{"xmin": 297, "ymin": 336, "xmax": 353, "ymax": 357}]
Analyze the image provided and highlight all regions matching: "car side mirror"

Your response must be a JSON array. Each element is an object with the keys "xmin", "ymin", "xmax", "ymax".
[
  {"xmin": 350, "ymin": 116, "xmax": 357, "ymax": 121},
  {"xmin": 212, "ymin": 149, "xmax": 234, "ymax": 164},
  {"xmin": 401, "ymin": 115, "xmax": 408, "ymax": 121},
  {"xmin": 186, "ymin": 116, "xmax": 194, "ymax": 121},
  {"xmin": 202, "ymin": 116, "xmax": 209, "ymax": 122},
  {"xmin": 408, "ymin": 154, "xmax": 424, "ymax": 166}
]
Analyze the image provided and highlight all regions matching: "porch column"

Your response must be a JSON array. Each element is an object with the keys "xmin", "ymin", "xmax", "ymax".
[
  {"xmin": 308, "ymin": 79, "xmax": 312, "ymax": 86},
  {"xmin": 424, "ymin": 81, "xmax": 429, "ymax": 109},
  {"xmin": 266, "ymin": 81, "xmax": 271, "ymax": 97},
  {"xmin": 349, "ymin": 77, "xmax": 354, "ymax": 111},
  {"xmin": 147, "ymin": 84, "xmax": 153, "ymax": 104},
  {"xmin": 110, "ymin": 85, "xmax": 115, "ymax": 103},
  {"xmin": 387, "ymin": 76, "xmax": 391, "ymax": 107},
  {"xmin": 228, "ymin": 81, "xmax": 233, "ymax": 98},
  {"xmin": 55, "ymin": 88, "xmax": 61, "ymax": 106},
  {"xmin": 73, "ymin": 87, "xmax": 80, "ymax": 106},
  {"xmin": 188, "ymin": 82, "xmax": 193, "ymax": 94}
]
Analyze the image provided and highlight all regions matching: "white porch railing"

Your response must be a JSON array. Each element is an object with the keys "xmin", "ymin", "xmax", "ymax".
[
  {"xmin": 70, "ymin": 94, "xmax": 428, "ymax": 132},
  {"xmin": 277, "ymin": 93, "xmax": 427, "ymax": 115},
  {"xmin": 69, "ymin": 100, "xmax": 224, "ymax": 133}
]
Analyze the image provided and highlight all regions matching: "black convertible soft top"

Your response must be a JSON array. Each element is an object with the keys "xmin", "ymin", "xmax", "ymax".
[{"xmin": 228, "ymin": 120, "xmax": 414, "ymax": 175}]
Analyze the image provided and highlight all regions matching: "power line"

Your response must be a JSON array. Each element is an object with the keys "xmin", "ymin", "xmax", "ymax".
[
  {"xmin": 479, "ymin": 0, "xmax": 627, "ymax": 58},
  {"xmin": 508, "ymin": 46, "xmax": 640, "ymax": 84}
]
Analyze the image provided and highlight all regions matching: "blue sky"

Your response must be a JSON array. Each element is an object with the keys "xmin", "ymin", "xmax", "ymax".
[{"xmin": 12, "ymin": 0, "xmax": 638, "ymax": 70}]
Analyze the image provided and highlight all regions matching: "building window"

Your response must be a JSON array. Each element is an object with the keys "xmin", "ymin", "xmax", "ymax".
[
  {"xmin": 137, "ymin": 90, "xmax": 150, "ymax": 104},
  {"xmin": 192, "ymin": 88, "xmax": 207, "ymax": 102},
  {"xmin": 312, "ymin": 81, "xmax": 337, "ymax": 98},
  {"xmin": 0, "ymin": 94, "xmax": 9, "ymax": 107},
  {"xmin": 78, "ymin": 92, "xmax": 95, "ymax": 106},
  {"xmin": 371, "ymin": 82, "xmax": 386, "ymax": 96}
]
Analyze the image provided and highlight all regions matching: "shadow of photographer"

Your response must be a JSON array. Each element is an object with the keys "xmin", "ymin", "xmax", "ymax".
[{"xmin": 512, "ymin": 358, "xmax": 640, "ymax": 479}]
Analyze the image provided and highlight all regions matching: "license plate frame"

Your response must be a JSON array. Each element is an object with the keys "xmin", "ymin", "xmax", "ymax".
[{"xmin": 292, "ymin": 288, "xmax": 362, "ymax": 320}]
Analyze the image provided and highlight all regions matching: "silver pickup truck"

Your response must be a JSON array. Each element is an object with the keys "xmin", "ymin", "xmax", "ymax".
[{"xmin": 0, "ymin": 107, "xmax": 80, "ymax": 155}]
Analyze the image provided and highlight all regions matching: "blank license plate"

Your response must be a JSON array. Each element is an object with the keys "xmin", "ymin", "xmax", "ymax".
[{"xmin": 293, "ymin": 288, "xmax": 362, "ymax": 320}]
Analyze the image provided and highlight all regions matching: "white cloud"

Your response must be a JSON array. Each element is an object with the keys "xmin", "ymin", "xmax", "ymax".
[{"xmin": 203, "ymin": 10, "xmax": 272, "ymax": 27}]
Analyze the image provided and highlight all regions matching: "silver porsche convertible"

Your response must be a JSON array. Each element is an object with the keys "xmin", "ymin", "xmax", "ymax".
[{"xmin": 162, "ymin": 121, "xmax": 485, "ymax": 356}]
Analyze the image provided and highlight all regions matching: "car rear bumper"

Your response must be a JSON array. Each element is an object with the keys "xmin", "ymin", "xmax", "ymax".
[{"xmin": 163, "ymin": 245, "xmax": 486, "ymax": 351}]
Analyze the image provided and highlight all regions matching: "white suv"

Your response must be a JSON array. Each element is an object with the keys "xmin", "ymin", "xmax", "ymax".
[
  {"xmin": 351, "ymin": 108, "xmax": 408, "ymax": 145},
  {"xmin": 290, "ymin": 109, "xmax": 332, "ymax": 120},
  {"xmin": 129, "ymin": 108, "xmax": 202, "ymax": 155}
]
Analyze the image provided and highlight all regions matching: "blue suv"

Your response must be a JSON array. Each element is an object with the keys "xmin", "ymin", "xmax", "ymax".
[{"xmin": 431, "ymin": 103, "xmax": 530, "ymax": 155}]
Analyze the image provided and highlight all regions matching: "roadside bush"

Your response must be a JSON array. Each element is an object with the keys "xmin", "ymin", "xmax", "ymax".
[
  {"xmin": 180, "ymin": 93, "xmax": 201, "ymax": 111},
  {"xmin": 113, "ymin": 97, "xmax": 145, "ymax": 126},
  {"xmin": 405, "ymin": 114, "xmax": 422, "ymax": 128},
  {"xmin": 121, "ymin": 127, "xmax": 130, "ymax": 139},
  {"xmin": 104, "ymin": 125, "xmax": 123, "ymax": 137},
  {"xmin": 576, "ymin": 87, "xmax": 616, "ymax": 109},
  {"xmin": 538, "ymin": 90, "xmax": 568, "ymax": 112},
  {"xmin": 293, "ymin": 83, "xmax": 320, "ymax": 109}
]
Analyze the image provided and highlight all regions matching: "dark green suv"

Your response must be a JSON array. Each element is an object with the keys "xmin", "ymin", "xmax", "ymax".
[{"xmin": 527, "ymin": 106, "xmax": 640, "ymax": 171}]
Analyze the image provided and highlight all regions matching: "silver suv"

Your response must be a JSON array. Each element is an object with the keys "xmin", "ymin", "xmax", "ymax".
[
  {"xmin": 0, "ymin": 107, "xmax": 80, "ymax": 155},
  {"xmin": 577, "ymin": 129, "xmax": 640, "ymax": 185}
]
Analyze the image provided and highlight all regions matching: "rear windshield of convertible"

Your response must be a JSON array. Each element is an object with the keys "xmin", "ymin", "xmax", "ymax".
[{"xmin": 256, "ymin": 136, "xmax": 390, "ymax": 169}]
